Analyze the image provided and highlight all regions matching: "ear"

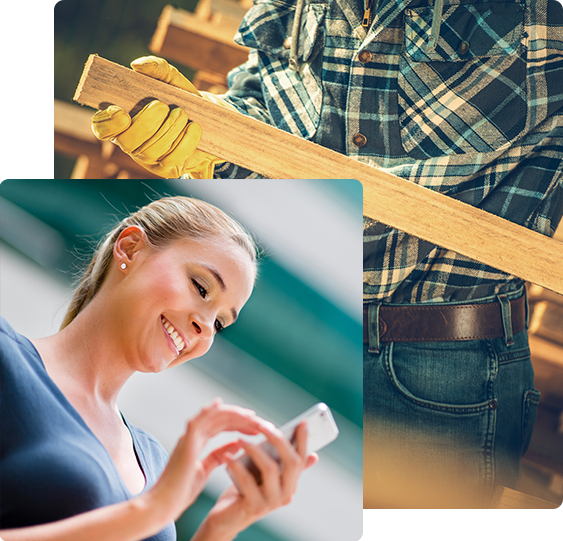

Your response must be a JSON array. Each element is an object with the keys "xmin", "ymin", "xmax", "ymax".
[{"xmin": 113, "ymin": 226, "xmax": 147, "ymax": 267}]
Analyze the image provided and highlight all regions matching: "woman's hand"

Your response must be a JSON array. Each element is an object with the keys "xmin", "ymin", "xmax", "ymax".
[
  {"xmin": 0, "ymin": 402, "xmax": 316, "ymax": 541},
  {"xmin": 144, "ymin": 398, "xmax": 269, "ymax": 523},
  {"xmin": 191, "ymin": 421, "xmax": 319, "ymax": 541},
  {"xmin": 0, "ymin": 401, "xmax": 283, "ymax": 541}
]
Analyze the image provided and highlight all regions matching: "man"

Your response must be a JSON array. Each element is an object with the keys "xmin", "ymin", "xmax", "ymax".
[{"xmin": 92, "ymin": 0, "xmax": 563, "ymax": 507}]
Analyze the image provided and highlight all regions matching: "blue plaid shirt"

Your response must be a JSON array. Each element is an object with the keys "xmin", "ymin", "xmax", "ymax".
[{"xmin": 212, "ymin": 0, "xmax": 563, "ymax": 303}]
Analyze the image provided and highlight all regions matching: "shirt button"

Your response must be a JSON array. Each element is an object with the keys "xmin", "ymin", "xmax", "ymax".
[
  {"xmin": 358, "ymin": 49, "xmax": 372, "ymax": 63},
  {"xmin": 458, "ymin": 41, "xmax": 470, "ymax": 55},
  {"xmin": 352, "ymin": 133, "xmax": 367, "ymax": 147}
]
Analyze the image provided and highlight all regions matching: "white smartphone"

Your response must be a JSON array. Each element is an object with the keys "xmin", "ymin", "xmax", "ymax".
[{"xmin": 229, "ymin": 402, "xmax": 339, "ymax": 487}]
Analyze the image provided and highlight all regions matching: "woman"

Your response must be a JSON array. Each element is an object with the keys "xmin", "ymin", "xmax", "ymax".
[{"xmin": 0, "ymin": 196, "xmax": 317, "ymax": 540}]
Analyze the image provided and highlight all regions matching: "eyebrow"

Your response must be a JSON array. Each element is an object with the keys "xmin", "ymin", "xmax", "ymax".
[
  {"xmin": 203, "ymin": 265, "xmax": 226, "ymax": 292},
  {"xmin": 201, "ymin": 265, "xmax": 238, "ymax": 323}
]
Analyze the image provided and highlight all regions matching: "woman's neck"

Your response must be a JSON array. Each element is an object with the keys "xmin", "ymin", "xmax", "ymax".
[{"xmin": 31, "ymin": 299, "xmax": 136, "ymax": 409}]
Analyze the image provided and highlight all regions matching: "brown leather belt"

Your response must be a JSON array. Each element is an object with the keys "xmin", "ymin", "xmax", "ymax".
[{"xmin": 363, "ymin": 295, "xmax": 526, "ymax": 343}]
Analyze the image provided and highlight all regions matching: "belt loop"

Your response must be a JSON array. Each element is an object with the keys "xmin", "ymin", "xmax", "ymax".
[
  {"xmin": 497, "ymin": 294, "xmax": 513, "ymax": 346},
  {"xmin": 368, "ymin": 304, "xmax": 381, "ymax": 354}
]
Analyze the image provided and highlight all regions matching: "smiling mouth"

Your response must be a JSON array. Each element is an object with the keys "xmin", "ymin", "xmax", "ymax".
[{"xmin": 161, "ymin": 315, "xmax": 187, "ymax": 352}]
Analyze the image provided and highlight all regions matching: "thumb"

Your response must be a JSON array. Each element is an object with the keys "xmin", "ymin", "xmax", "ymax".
[
  {"xmin": 91, "ymin": 105, "xmax": 132, "ymax": 141},
  {"xmin": 131, "ymin": 56, "xmax": 201, "ymax": 96},
  {"xmin": 305, "ymin": 453, "xmax": 319, "ymax": 469}
]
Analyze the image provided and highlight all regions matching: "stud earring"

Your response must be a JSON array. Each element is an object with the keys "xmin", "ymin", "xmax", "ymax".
[{"xmin": 120, "ymin": 263, "xmax": 127, "ymax": 270}]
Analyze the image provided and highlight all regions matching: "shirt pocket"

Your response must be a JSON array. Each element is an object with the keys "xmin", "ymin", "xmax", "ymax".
[
  {"xmin": 398, "ymin": 2, "xmax": 527, "ymax": 159},
  {"xmin": 235, "ymin": 0, "xmax": 327, "ymax": 140}
]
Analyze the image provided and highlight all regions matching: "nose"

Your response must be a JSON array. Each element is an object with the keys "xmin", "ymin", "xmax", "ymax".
[{"xmin": 190, "ymin": 312, "xmax": 214, "ymax": 340}]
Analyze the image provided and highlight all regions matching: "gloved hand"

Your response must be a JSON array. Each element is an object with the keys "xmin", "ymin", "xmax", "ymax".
[{"xmin": 91, "ymin": 56, "xmax": 233, "ymax": 179}]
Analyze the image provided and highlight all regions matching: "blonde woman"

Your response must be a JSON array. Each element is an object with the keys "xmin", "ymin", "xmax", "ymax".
[{"xmin": 0, "ymin": 196, "xmax": 317, "ymax": 541}]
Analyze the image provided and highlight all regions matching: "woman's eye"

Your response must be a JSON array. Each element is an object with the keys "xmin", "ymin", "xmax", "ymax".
[
  {"xmin": 214, "ymin": 319, "xmax": 224, "ymax": 334},
  {"xmin": 192, "ymin": 279, "xmax": 208, "ymax": 298}
]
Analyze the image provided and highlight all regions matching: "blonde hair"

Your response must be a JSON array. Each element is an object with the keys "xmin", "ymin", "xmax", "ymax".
[{"xmin": 60, "ymin": 196, "xmax": 258, "ymax": 329}]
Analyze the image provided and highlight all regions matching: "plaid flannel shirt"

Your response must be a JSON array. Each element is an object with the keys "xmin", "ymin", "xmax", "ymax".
[{"xmin": 212, "ymin": 0, "xmax": 563, "ymax": 304}]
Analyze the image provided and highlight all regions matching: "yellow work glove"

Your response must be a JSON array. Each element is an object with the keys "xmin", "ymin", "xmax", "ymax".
[{"xmin": 91, "ymin": 56, "xmax": 233, "ymax": 179}]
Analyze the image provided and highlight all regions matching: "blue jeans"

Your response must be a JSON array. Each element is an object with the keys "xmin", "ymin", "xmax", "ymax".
[{"xmin": 363, "ymin": 289, "xmax": 540, "ymax": 508}]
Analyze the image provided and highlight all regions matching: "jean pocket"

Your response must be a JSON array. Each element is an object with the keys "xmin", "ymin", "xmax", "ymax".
[
  {"xmin": 234, "ymin": 0, "xmax": 327, "ymax": 139},
  {"xmin": 521, "ymin": 388, "xmax": 541, "ymax": 456},
  {"xmin": 398, "ymin": 2, "xmax": 527, "ymax": 159},
  {"xmin": 385, "ymin": 341, "xmax": 495, "ymax": 413}
]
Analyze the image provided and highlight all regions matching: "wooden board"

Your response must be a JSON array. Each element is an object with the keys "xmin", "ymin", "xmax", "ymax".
[
  {"xmin": 195, "ymin": 0, "xmax": 249, "ymax": 31},
  {"xmin": 73, "ymin": 55, "xmax": 563, "ymax": 295},
  {"xmin": 530, "ymin": 335, "xmax": 563, "ymax": 406},
  {"xmin": 528, "ymin": 284, "xmax": 563, "ymax": 307},
  {"xmin": 54, "ymin": 99, "xmax": 101, "ymax": 157},
  {"xmin": 149, "ymin": 5, "xmax": 249, "ymax": 74},
  {"xmin": 493, "ymin": 486, "xmax": 559, "ymax": 509},
  {"xmin": 54, "ymin": 99, "xmax": 161, "ymax": 179},
  {"xmin": 529, "ymin": 301, "xmax": 563, "ymax": 347}
]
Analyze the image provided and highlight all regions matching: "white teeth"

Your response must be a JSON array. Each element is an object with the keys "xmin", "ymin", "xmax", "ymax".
[{"xmin": 161, "ymin": 316, "xmax": 186, "ymax": 352}]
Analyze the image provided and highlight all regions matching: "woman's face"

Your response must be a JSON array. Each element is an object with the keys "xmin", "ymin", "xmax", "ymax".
[{"xmin": 113, "ymin": 233, "xmax": 255, "ymax": 372}]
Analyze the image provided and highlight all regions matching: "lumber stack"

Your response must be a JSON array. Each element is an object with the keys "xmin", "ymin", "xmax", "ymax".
[{"xmin": 55, "ymin": 0, "xmax": 252, "ymax": 174}]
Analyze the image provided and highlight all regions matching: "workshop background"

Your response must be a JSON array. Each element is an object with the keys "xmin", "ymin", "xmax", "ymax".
[
  {"xmin": 0, "ymin": 178, "xmax": 363, "ymax": 541},
  {"xmin": 55, "ymin": 0, "xmax": 209, "ymax": 178}
]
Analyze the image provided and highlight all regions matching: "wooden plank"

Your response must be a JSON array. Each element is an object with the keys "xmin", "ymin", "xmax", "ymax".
[
  {"xmin": 529, "ymin": 301, "xmax": 563, "ymax": 347},
  {"xmin": 195, "ymin": 0, "xmax": 249, "ymax": 32},
  {"xmin": 530, "ymin": 335, "xmax": 563, "ymax": 372},
  {"xmin": 493, "ymin": 486, "xmax": 559, "ymax": 509},
  {"xmin": 149, "ymin": 5, "xmax": 249, "ymax": 74},
  {"xmin": 54, "ymin": 99, "xmax": 102, "ymax": 158},
  {"xmin": 73, "ymin": 55, "xmax": 563, "ymax": 295},
  {"xmin": 54, "ymin": 99, "xmax": 98, "ymax": 143},
  {"xmin": 528, "ymin": 284, "xmax": 563, "ymax": 307},
  {"xmin": 54, "ymin": 99, "xmax": 161, "ymax": 179},
  {"xmin": 192, "ymin": 70, "xmax": 228, "ymax": 94},
  {"xmin": 530, "ymin": 335, "xmax": 563, "ymax": 408},
  {"xmin": 71, "ymin": 154, "xmax": 134, "ymax": 180}
]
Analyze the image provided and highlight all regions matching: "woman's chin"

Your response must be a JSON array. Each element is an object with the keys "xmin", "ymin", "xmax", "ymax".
[{"xmin": 139, "ymin": 351, "xmax": 178, "ymax": 373}]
